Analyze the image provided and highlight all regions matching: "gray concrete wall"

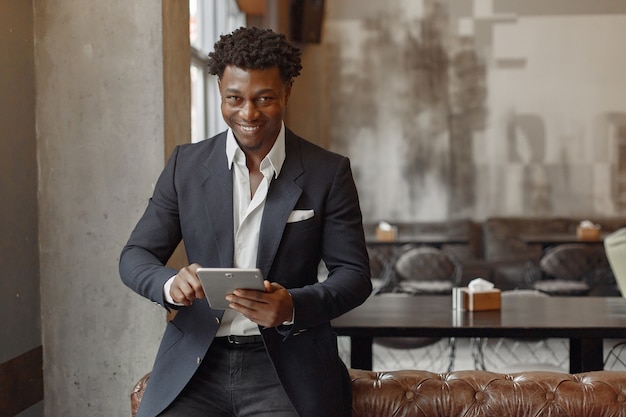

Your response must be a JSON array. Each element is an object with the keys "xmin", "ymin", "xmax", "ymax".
[
  {"xmin": 1, "ymin": 0, "xmax": 39, "ymax": 366},
  {"xmin": 292, "ymin": 0, "xmax": 626, "ymax": 223},
  {"xmin": 0, "ymin": 2, "xmax": 42, "ymax": 415},
  {"xmin": 35, "ymin": 1, "xmax": 165, "ymax": 415}
]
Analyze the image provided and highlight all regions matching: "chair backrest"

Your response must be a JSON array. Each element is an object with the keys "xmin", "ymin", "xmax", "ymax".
[
  {"xmin": 501, "ymin": 289, "xmax": 548, "ymax": 299},
  {"xmin": 393, "ymin": 246, "xmax": 462, "ymax": 294},
  {"xmin": 539, "ymin": 244, "xmax": 596, "ymax": 281},
  {"xmin": 604, "ymin": 228, "xmax": 626, "ymax": 297}
]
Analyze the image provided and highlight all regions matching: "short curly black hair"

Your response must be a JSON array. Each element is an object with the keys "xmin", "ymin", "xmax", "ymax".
[{"xmin": 207, "ymin": 27, "xmax": 302, "ymax": 83}]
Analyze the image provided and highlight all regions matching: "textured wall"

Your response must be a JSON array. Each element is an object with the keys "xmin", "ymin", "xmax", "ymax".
[
  {"xmin": 0, "ymin": 0, "xmax": 40, "ymax": 365},
  {"xmin": 319, "ymin": 0, "xmax": 626, "ymax": 222},
  {"xmin": 35, "ymin": 1, "xmax": 165, "ymax": 415},
  {"xmin": 0, "ymin": 2, "xmax": 42, "ymax": 415}
]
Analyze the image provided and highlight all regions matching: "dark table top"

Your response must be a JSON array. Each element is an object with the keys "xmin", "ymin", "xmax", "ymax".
[
  {"xmin": 332, "ymin": 295, "xmax": 626, "ymax": 339},
  {"xmin": 519, "ymin": 233, "xmax": 606, "ymax": 246},
  {"xmin": 365, "ymin": 234, "xmax": 469, "ymax": 247}
]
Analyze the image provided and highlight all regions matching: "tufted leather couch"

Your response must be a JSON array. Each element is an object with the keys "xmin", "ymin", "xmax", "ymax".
[{"xmin": 131, "ymin": 368, "xmax": 626, "ymax": 416}]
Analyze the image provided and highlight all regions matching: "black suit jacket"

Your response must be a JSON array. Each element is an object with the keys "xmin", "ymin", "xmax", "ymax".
[{"xmin": 120, "ymin": 129, "xmax": 372, "ymax": 417}]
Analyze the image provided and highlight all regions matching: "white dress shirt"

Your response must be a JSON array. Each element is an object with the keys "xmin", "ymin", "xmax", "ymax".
[{"xmin": 164, "ymin": 124, "xmax": 286, "ymax": 336}]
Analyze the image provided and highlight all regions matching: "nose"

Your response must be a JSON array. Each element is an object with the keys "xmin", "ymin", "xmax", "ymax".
[{"xmin": 239, "ymin": 100, "xmax": 259, "ymax": 120}]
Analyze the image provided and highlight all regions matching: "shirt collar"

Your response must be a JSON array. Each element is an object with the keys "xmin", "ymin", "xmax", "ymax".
[{"xmin": 226, "ymin": 123, "xmax": 286, "ymax": 179}]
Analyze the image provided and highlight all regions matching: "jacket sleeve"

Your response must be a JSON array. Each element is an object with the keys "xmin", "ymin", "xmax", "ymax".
[
  {"xmin": 119, "ymin": 147, "xmax": 182, "ymax": 307},
  {"xmin": 286, "ymin": 156, "xmax": 372, "ymax": 333}
]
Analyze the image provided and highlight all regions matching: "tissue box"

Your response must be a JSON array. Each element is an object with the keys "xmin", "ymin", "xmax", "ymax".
[
  {"xmin": 462, "ymin": 288, "xmax": 501, "ymax": 311},
  {"xmin": 577, "ymin": 226, "xmax": 601, "ymax": 241},
  {"xmin": 375, "ymin": 226, "xmax": 397, "ymax": 242}
]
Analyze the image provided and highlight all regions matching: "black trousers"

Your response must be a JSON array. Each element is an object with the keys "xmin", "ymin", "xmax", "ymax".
[{"xmin": 158, "ymin": 338, "xmax": 298, "ymax": 417}]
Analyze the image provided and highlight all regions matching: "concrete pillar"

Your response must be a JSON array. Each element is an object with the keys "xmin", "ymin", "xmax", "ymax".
[{"xmin": 36, "ymin": 1, "xmax": 167, "ymax": 415}]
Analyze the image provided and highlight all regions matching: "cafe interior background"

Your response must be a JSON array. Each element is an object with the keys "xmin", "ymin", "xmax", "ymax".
[{"xmin": 2, "ymin": 0, "xmax": 626, "ymax": 416}]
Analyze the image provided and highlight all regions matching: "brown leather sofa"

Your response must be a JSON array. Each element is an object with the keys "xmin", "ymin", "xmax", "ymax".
[{"xmin": 131, "ymin": 368, "xmax": 626, "ymax": 416}]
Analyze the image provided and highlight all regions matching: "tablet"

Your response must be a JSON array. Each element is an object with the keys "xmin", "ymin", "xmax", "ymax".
[{"xmin": 197, "ymin": 268, "xmax": 265, "ymax": 310}]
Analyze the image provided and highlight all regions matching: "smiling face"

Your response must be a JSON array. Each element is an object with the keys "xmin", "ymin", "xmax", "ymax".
[{"xmin": 219, "ymin": 65, "xmax": 291, "ymax": 160}]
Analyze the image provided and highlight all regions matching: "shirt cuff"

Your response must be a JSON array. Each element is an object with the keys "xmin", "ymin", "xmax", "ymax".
[
  {"xmin": 282, "ymin": 313, "xmax": 295, "ymax": 326},
  {"xmin": 281, "ymin": 293, "xmax": 295, "ymax": 325},
  {"xmin": 164, "ymin": 275, "xmax": 185, "ymax": 307}
]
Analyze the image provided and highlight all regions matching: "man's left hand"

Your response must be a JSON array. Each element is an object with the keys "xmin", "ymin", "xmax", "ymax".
[{"xmin": 226, "ymin": 281, "xmax": 294, "ymax": 328}]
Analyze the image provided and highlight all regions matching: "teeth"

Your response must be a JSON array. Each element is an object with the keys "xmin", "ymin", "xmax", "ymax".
[{"xmin": 240, "ymin": 125, "xmax": 259, "ymax": 132}]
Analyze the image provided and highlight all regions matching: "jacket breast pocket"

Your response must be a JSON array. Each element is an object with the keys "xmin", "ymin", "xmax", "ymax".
[
  {"xmin": 284, "ymin": 212, "xmax": 319, "ymax": 234},
  {"xmin": 286, "ymin": 209, "xmax": 315, "ymax": 224}
]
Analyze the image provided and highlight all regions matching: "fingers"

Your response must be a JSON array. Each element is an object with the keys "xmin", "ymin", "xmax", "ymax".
[
  {"xmin": 228, "ymin": 284, "xmax": 293, "ymax": 327},
  {"xmin": 227, "ymin": 288, "xmax": 267, "ymax": 309},
  {"xmin": 170, "ymin": 263, "xmax": 205, "ymax": 305},
  {"xmin": 265, "ymin": 280, "xmax": 285, "ymax": 292}
]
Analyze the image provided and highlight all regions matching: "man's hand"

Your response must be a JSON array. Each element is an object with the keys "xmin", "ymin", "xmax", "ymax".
[
  {"xmin": 226, "ymin": 281, "xmax": 294, "ymax": 328},
  {"xmin": 170, "ymin": 263, "xmax": 205, "ymax": 306}
]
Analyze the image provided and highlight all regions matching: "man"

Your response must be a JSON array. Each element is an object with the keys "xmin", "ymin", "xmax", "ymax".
[{"xmin": 119, "ymin": 27, "xmax": 372, "ymax": 417}]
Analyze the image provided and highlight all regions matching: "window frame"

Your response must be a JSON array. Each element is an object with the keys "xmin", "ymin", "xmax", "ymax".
[{"xmin": 190, "ymin": 0, "xmax": 245, "ymax": 142}]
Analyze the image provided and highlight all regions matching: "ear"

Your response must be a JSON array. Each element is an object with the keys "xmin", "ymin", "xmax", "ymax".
[{"xmin": 284, "ymin": 80, "xmax": 293, "ymax": 105}]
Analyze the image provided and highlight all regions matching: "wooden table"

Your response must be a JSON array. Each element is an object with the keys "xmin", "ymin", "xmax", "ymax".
[{"xmin": 332, "ymin": 295, "xmax": 626, "ymax": 373}]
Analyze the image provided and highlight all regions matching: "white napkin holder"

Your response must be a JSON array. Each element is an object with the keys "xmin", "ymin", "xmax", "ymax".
[
  {"xmin": 452, "ymin": 278, "xmax": 501, "ymax": 311},
  {"xmin": 375, "ymin": 221, "xmax": 398, "ymax": 242}
]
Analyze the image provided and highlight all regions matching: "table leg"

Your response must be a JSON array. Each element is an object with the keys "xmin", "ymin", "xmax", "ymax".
[
  {"xmin": 569, "ymin": 338, "xmax": 604, "ymax": 373},
  {"xmin": 350, "ymin": 336, "xmax": 373, "ymax": 370}
]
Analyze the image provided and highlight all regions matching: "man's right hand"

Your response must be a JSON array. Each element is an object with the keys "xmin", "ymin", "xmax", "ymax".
[{"xmin": 169, "ymin": 263, "xmax": 206, "ymax": 306}]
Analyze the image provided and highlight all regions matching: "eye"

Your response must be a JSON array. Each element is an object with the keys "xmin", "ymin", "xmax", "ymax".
[{"xmin": 257, "ymin": 96, "xmax": 274, "ymax": 104}]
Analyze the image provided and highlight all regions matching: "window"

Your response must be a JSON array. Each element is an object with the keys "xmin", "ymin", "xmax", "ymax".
[{"xmin": 189, "ymin": 0, "xmax": 245, "ymax": 142}]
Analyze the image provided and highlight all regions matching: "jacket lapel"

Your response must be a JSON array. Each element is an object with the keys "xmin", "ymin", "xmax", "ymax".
[
  {"xmin": 257, "ymin": 132, "xmax": 303, "ymax": 277},
  {"xmin": 200, "ymin": 132, "xmax": 235, "ymax": 267}
]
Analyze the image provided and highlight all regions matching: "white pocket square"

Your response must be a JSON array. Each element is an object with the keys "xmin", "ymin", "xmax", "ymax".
[{"xmin": 287, "ymin": 209, "xmax": 314, "ymax": 223}]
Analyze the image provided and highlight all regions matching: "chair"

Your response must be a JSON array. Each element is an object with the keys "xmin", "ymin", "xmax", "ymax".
[
  {"xmin": 472, "ymin": 290, "xmax": 569, "ymax": 373},
  {"xmin": 526, "ymin": 243, "xmax": 596, "ymax": 296},
  {"xmin": 372, "ymin": 246, "xmax": 461, "ymax": 372},
  {"xmin": 366, "ymin": 246, "xmax": 391, "ymax": 295},
  {"xmin": 603, "ymin": 228, "xmax": 626, "ymax": 370},
  {"xmin": 391, "ymin": 246, "xmax": 462, "ymax": 295},
  {"xmin": 605, "ymin": 340, "xmax": 626, "ymax": 370}
]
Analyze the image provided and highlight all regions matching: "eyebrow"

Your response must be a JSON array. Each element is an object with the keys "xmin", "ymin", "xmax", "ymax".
[{"xmin": 223, "ymin": 87, "xmax": 277, "ymax": 96}]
